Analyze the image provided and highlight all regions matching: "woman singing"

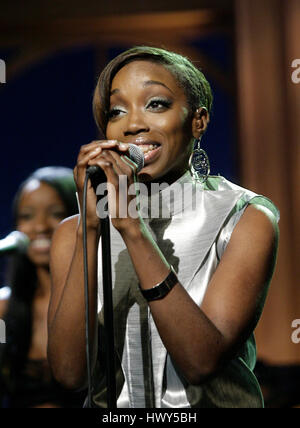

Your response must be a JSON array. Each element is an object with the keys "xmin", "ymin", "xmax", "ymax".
[{"xmin": 48, "ymin": 47, "xmax": 279, "ymax": 408}]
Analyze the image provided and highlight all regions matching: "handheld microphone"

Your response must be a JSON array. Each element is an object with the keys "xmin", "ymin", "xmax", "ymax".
[
  {"xmin": 0, "ymin": 231, "xmax": 30, "ymax": 255},
  {"xmin": 86, "ymin": 144, "xmax": 144, "ymax": 191}
]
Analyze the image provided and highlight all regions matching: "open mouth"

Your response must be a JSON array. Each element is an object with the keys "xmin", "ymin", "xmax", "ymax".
[
  {"xmin": 130, "ymin": 142, "xmax": 162, "ymax": 166},
  {"xmin": 141, "ymin": 145, "xmax": 161, "ymax": 165},
  {"xmin": 31, "ymin": 238, "xmax": 52, "ymax": 252},
  {"xmin": 138, "ymin": 143, "xmax": 160, "ymax": 154}
]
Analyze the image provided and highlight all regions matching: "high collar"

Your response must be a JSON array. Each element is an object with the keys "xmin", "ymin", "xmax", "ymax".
[{"xmin": 137, "ymin": 170, "xmax": 198, "ymax": 218}]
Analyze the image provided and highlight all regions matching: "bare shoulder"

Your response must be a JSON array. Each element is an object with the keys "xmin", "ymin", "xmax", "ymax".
[
  {"xmin": 50, "ymin": 214, "xmax": 79, "ymax": 283},
  {"xmin": 53, "ymin": 214, "xmax": 80, "ymax": 242},
  {"xmin": 0, "ymin": 286, "xmax": 11, "ymax": 318},
  {"xmin": 51, "ymin": 214, "xmax": 79, "ymax": 255},
  {"xmin": 201, "ymin": 202, "xmax": 279, "ymax": 347},
  {"xmin": 48, "ymin": 215, "xmax": 80, "ymax": 323},
  {"xmin": 232, "ymin": 203, "xmax": 279, "ymax": 249},
  {"xmin": 223, "ymin": 203, "xmax": 279, "ymax": 277},
  {"xmin": 244, "ymin": 201, "xmax": 279, "ymax": 230}
]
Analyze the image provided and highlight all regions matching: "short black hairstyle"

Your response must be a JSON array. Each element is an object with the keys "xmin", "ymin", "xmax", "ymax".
[{"xmin": 93, "ymin": 46, "xmax": 213, "ymax": 135}]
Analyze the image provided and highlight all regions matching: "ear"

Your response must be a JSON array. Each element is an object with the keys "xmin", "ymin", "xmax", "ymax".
[{"xmin": 192, "ymin": 107, "xmax": 210, "ymax": 139}]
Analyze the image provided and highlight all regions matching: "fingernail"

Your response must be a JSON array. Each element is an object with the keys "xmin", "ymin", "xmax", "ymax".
[{"xmin": 119, "ymin": 143, "xmax": 128, "ymax": 149}]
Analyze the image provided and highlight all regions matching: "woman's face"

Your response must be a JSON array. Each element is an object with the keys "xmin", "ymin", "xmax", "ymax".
[
  {"xmin": 16, "ymin": 180, "xmax": 67, "ymax": 267},
  {"xmin": 106, "ymin": 60, "xmax": 195, "ymax": 183}
]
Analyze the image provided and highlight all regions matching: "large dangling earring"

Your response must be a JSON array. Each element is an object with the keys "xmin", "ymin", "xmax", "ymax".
[{"xmin": 189, "ymin": 138, "xmax": 210, "ymax": 183}]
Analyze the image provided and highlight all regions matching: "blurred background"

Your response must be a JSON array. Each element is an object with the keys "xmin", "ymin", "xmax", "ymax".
[{"xmin": 0, "ymin": 0, "xmax": 299, "ymax": 407}]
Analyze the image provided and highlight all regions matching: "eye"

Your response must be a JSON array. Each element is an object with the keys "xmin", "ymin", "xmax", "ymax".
[
  {"xmin": 17, "ymin": 212, "xmax": 33, "ymax": 221},
  {"xmin": 50, "ymin": 210, "xmax": 66, "ymax": 220},
  {"xmin": 146, "ymin": 97, "xmax": 172, "ymax": 111},
  {"xmin": 108, "ymin": 106, "xmax": 126, "ymax": 120},
  {"xmin": 48, "ymin": 205, "xmax": 67, "ymax": 220}
]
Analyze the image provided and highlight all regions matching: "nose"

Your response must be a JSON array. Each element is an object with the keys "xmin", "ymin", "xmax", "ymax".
[
  {"xmin": 123, "ymin": 107, "xmax": 149, "ymax": 136},
  {"xmin": 33, "ymin": 212, "xmax": 52, "ymax": 234}
]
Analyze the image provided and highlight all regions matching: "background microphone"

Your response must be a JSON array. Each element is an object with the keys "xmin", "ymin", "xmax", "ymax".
[
  {"xmin": 0, "ymin": 231, "xmax": 30, "ymax": 255},
  {"xmin": 86, "ymin": 143, "xmax": 144, "ymax": 191}
]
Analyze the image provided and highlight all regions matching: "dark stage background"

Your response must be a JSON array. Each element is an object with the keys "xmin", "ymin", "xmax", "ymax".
[
  {"xmin": 0, "ymin": 38, "xmax": 236, "ymax": 238},
  {"xmin": 0, "ymin": 0, "xmax": 300, "ymax": 408}
]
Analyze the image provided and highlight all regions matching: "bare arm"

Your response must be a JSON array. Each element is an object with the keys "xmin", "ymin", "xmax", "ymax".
[
  {"xmin": 48, "ymin": 139, "xmax": 279, "ymax": 389},
  {"xmin": 47, "ymin": 215, "xmax": 99, "ymax": 389},
  {"xmin": 47, "ymin": 141, "xmax": 109, "ymax": 389},
  {"xmin": 0, "ymin": 286, "xmax": 11, "ymax": 321},
  {"xmin": 120, "ymin": 204, "xmax": 278, "ymax": 384},
  {"xmin": 48, "ymin": 140, "xmax": 137, "ymax": 388},
  {"xmin": 80, "ymin": 143, "xmax": 279, "ymax": 385},
  {"xmin": 47, "ymin": 140, "xmax": 134, "ymax": 389}
]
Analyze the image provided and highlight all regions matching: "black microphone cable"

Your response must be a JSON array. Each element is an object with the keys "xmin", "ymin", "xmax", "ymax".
[
  {"xmin": 82, "ymin": 170, "xmax": 93, "ymax": 408},
  {"xmin": 82, "ymin": 167, "xmax": 117, "ymax": 409}
]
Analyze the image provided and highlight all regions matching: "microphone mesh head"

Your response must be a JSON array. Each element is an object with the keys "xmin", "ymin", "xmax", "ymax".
[
  {"xmin": 13, "ymin": 231, "xmax": 30, "ymax": 253},
  {"xmin": 3, "ymin": 231, "xmax": 30, "ymax": 254},
  {"xmin": 128, "ymin": 144, "xmax": 144, "ymax": 172}
]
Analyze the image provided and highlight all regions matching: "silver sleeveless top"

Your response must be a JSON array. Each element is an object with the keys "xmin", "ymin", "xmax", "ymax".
[{"xmin": 92, "ymin": 171, "xmax": 279, "ymax": 408}]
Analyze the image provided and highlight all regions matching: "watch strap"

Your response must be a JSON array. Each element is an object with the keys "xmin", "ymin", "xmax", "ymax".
[{"xmin": 139, "ymin": 266, "xmax": 178, "ymax": 301}]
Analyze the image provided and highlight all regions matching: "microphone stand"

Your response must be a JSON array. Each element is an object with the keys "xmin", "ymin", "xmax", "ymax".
[
  {"xmin": 85, "ymin": 145, "xmax": 143, "ymax": 408},
  {"xmin": 101, "ymin": 214, "xmax": 117, "ymax": 408},
  {"xmin": 84, "ymin": 168, "xmax": 117, "ymax": 408}
]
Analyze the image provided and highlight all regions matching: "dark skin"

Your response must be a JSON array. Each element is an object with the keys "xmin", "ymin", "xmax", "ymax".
[
  {"xmin": 47, "ymin": 61, "xmax": 278, "ymax": 389},
  {"xmin": 0, "ymin": 181, "xmax": 68, "ymax": 407}
]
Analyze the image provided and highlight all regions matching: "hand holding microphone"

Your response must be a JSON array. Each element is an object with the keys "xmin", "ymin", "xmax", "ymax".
[
  {"xmin": 87, "ymin": 142, "xmax": 144, "ymax": 190},
  {"xmin": 78, "ymin": 142, "xmax": 145, "ymax": 407},
  {"xmin": 74, "ymin": 140, "xmax": 144, "ymax": 231}
]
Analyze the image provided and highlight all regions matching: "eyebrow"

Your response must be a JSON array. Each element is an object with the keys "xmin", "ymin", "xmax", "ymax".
[
  {"xmin": 110, "ymin": 80, "xmax": 174, "ymax": 96},
  {"xmin": 143, "ymin": 80, "xmax": 174, "ymax": 94}
]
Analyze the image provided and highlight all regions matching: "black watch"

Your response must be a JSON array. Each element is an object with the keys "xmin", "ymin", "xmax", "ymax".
[{"xmin": 139, "ymin": 266, "xmax": 178, "ymax": 301}]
